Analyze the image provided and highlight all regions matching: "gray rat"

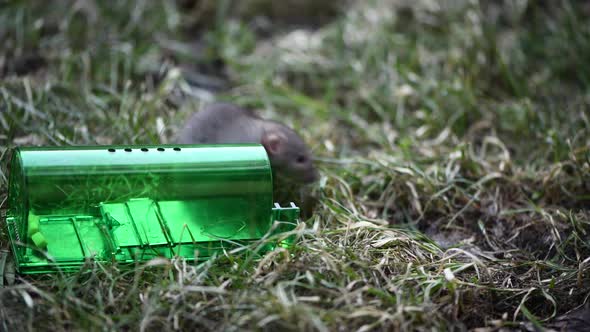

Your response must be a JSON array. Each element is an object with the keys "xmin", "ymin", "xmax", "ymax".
[{"xmin": 175, "ymin": 102, "xmax": 318, "ymax": 184}]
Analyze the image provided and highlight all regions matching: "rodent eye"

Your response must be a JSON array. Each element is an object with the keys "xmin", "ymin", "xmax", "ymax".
[{"xmin": 296, "ymin": 155, "xmax": 306, "ymax": 163}]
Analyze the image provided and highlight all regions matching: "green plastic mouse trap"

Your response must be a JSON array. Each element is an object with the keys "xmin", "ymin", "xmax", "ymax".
[{"xmin": 5, "ymin": 144, "xmax": 300, "ymax": 274}]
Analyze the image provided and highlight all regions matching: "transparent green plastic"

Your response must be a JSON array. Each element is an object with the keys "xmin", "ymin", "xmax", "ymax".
[{"xmin": 6, "ymin": 145, "xmax": 299, "ymax": 274}]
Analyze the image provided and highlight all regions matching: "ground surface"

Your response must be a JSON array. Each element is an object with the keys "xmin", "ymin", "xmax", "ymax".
[{"xmin": 1, "ymin": 0, "xmax": 589, "ymax": 331}]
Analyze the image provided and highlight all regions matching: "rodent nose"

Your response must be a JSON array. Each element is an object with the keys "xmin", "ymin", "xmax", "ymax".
[{"xmin": 304, "ymin": 169, "xmax": 319, "ymax": 183}]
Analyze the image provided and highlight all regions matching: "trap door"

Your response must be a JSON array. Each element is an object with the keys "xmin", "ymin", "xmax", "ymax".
[{"xmin": 100, "ymin": 198, "xmax": 171, "ymax": 252}]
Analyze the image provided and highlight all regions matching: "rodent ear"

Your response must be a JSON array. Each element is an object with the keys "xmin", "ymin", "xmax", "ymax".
[{"xmin": 262, "ymin": 131, "xmax": 287, "ymax": 155}]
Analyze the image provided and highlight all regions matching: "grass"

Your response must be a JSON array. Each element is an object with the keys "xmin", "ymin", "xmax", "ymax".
[{"xmin": 1, "ymin": 0, "xmax": 589, "ymax": 330}]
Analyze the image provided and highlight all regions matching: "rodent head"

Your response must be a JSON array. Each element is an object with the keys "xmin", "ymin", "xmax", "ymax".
[{"xmin": 261, "ymin": 124, "xmax": 318, "ymax": 184}]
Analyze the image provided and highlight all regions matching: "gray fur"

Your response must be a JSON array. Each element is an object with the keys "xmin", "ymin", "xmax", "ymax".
[{"xmin": 175, "ymin": 102, "xmax": 318, "ymax": 183}]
